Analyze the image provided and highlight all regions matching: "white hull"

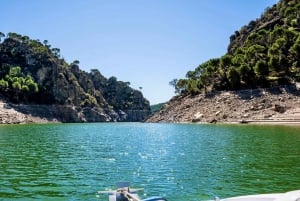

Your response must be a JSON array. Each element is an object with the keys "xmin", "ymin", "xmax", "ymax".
[{"xmin": 219, "ymin": 190, "xmax": 300, "ymax": 201}]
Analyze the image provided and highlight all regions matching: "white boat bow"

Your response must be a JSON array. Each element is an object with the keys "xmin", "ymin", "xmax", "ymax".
[{"xmin": 217, "ymin": 190, "xmax": 300, "ymax": 201}]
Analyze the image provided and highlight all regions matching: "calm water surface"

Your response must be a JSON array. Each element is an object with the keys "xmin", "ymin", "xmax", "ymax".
[{"xmin": 0, "ymin": 123, "xmax": 299, "ymax": 201}]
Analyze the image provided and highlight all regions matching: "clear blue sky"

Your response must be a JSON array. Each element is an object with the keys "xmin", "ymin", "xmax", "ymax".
[{"xmin": 1, "ymin": 0, "xmax": 278, "ymax": 104}]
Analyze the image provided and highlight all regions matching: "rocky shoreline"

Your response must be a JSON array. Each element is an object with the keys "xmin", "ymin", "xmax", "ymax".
[
  {"xmin": 0, "ymin": 100, "xmax": 150, "ymax": 124},
  {"xmin": 1, "ymin": 86, "xmax": 300, "ymax": 125},
  {"xmin": 146, "ymin": 86, "xmax": 300, "ymax": 125},
  {"xmin": 0, "ymin": 101, "xmax": 59, "ymax": 124}
]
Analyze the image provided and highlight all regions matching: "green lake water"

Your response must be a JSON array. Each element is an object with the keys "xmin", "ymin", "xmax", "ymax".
[{"xmin": 0, "ymin": 123, "xmax": 299, "ymax": 201}]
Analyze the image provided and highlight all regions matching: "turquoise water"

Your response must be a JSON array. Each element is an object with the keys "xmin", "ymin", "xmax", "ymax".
[{"xmin": 0, "ymin": 123, "xmax": 299, "ymax": 201}]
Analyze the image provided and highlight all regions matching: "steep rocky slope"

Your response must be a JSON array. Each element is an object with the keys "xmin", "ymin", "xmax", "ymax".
[
  {"xmin": 146, "ymin": 85, "xmax": 300, "ymax": 124},
  {"xmin": 0, "ymin": 33, "xmax": 150, "ymax": 123},
  {"xmin": 148, "ymin": 0, "xmax": 300, "ymax": 123}
]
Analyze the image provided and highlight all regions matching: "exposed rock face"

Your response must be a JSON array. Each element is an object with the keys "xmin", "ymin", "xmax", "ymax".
[
  {"xmin": 0, "ymin": 33, "xmax": 151, "ymax": 123},
  {"xmin": 0, "ymin": 100, "xmax": 153, "ymax": 124},
  {"xmin": 146, "ymin": 86, "xmax": 300, "ymax": 124}
]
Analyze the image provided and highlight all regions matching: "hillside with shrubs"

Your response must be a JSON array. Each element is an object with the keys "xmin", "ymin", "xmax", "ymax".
[
  {"xmin": 148, "ymin": 0, "xmax": 300, "ymax": 123},
  {"xmin": 0, "ymin": 32, "xmax": 150, "ymax": 123},
  {"xmin": 171, "ymin": 0, "xmax": 300, "ymax": 95}
]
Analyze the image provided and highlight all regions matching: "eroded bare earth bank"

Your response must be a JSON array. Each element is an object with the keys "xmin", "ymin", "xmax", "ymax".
[{"xmin": 146, "ymin": 86, "xmax": 300, "ymax": 125}]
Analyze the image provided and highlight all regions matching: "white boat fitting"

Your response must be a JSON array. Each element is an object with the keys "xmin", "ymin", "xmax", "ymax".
[{"xmin": 98, "ymin": 182, "xmax": 168, "ymax": 201}]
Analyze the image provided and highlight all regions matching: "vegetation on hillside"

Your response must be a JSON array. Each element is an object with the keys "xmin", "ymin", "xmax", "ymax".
[
  {"xmin": 171, "ymin": 0, "xmax": 300, "ymax": 95},
  {"xmin": 0, "ymin": 31, "xmax": 150, "ymax": 121},
  {"xmin": 150, "ymin": 103, "xmax": 165, "ymax": 113},
  {"xmin": 0, "ymin": 66, "xmax": 38, "ymax": 102}
]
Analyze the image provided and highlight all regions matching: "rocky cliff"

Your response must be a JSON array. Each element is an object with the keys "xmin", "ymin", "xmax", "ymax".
[
  {"xmin": 0, "ymin": 33, "xmax": 150, "ymax": 123},
  {"xmin": 148, "ymin": 0, "xmax": 300, "ymax": 123}
]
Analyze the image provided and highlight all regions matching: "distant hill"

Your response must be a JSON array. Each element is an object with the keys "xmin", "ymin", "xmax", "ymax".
[
  {"xmin": 150, "ymin": 103, "xmax": 165, "ymax": 113},
  {"xmin": 171, "ymin": 0, "xmax": 300, "ymax": 95},
  {"xmin": 0, "ymin": 32, "xmax": 150, "ymax": 122},
  {"xmin": 147, "ymin": 0, "xmax": 300, "ymax": 123}
]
